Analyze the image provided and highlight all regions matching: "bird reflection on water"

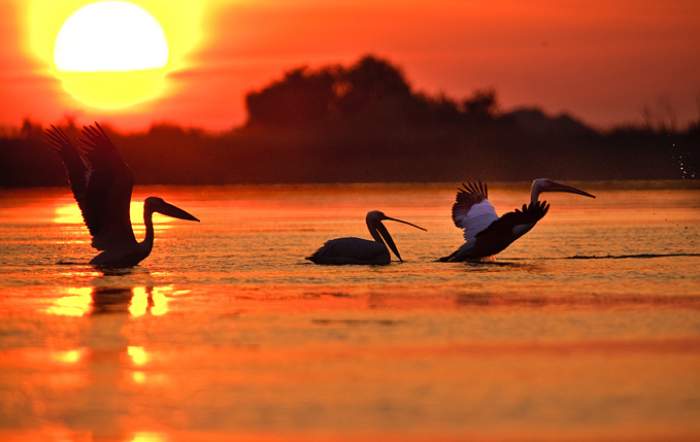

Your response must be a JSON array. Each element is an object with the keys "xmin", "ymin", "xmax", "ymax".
[
  {"xmin": 38, "ymin": 268, "xmax": 171, "ymax": 441},
  {"xmin": 45, "ymin": 267, "xmax": 162, "ymax": 317}
]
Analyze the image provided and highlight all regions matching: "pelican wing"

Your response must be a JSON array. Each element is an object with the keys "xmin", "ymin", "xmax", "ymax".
[
  {"xmin": 451, "ymin": 181, "xmax": 498, "ymax": 241},
  {"xmin": 78, "ymin": 123, "xmax": 136, "ymax": 250},
  {"xmin": 476, "ymin": 200, "xmax": 550, "ymax": 238},
  {"xmin": 47, "ymin": 124, "xmax": 136, "ymax": 250},
  {"xmin": 45, "ymin": 126, "xmax": 87, "ymax": 198}
]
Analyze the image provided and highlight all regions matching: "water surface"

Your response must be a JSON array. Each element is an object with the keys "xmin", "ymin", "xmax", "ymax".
[{"xmin": 1, "ymin": 183, "xmax": 699, "ymax": 441}]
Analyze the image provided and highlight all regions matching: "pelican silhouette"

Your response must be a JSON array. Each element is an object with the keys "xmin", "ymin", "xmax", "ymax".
[
  {"xmin": 439, "ymin": 179, "xmax": 595, "ymax": 261},
  {"xmin": 45, "ymin": 123, "xmax": 199, "ymax": 267},
  {"xmin": 307, "ymin": 210, "xmax": 427, "ymax": 265}
]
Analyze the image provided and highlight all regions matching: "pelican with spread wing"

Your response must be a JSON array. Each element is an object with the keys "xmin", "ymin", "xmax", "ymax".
[
  {"xmin": 439, "ymin": 179, "xmax": 595, "ymax": 262},
  {"xmin": 46, "ymin": 123, "xmax": 199, "ymax": 267},
  {"xmin": 307, "ymin": 210, "xmax": 427, "ymax": 265}
]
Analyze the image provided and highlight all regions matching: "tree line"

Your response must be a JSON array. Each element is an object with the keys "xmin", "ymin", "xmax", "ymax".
[{"xmin": 1, "ymin": 55, "xmax": 697, "ymax": 186}]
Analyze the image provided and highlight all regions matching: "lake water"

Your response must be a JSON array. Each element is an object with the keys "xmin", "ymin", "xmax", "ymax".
[{"xmin": 0, "ymin": 182, "xmax": 699, "ymax": 441}]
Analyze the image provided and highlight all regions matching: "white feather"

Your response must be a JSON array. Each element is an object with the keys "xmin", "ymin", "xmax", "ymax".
[{"xmin": 459, "ymin": 200, "xmax": 498, "ymax": 241}]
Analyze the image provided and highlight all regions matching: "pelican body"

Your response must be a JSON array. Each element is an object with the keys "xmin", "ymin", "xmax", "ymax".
[
  {"xmin": 439, "ymin": 179, "xmax": 595, "ymax": 262},
  {"xmin": 46, "ymin": 123, "xmax": 199, "ymax": 267},
  {"xmin": 307, "ymin": 211, "xmax": 426, "ymax": 265}
]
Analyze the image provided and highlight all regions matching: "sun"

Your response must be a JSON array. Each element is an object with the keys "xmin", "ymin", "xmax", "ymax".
[
  {"xmin": 26, "ymin": 0, "xmax": 205, "ymax": 111},
  {"xmin": 53, "ymin": 1, "xmax": 170, "ymax": 110},
  {"xmin": 55, "ymin": 1, "xmax": 168, "ymax": 72}
]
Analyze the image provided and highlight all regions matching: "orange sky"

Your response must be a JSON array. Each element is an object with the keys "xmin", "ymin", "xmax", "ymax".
[{"xmin": 1, "ymin": 0, "xmax": 699, "ymax": 131}]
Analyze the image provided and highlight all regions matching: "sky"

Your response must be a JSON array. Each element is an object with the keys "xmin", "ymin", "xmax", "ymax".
[{"xmin": 1, "ymin": 0, "xmax": 699, "ymax": 131}]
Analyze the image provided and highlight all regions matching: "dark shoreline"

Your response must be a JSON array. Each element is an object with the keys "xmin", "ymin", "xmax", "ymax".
[
  {"xmin": 2, "ymin": 56, "xmax": 697, "ymax": 187},
  {"xmin": 2, "ymin": 179, "xmax": 699, "ymax": 192}
]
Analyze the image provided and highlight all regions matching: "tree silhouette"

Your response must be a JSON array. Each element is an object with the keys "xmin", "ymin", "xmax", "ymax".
[{"xmin": 1, "ymin": 54, "xmax": 696, "ymax": 186}]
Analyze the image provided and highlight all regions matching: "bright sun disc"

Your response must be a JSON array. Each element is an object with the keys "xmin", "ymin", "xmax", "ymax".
[
  {"xmin": 55, "ymin": 1, "xmax": 168, "ymax": 72},
  {"xmin": 53, "ymin": 1, "xmax": 170, "ymax": 110}
]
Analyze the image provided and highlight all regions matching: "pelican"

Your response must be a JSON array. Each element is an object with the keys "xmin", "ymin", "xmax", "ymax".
[
  {"xmin": 307, "ymin": 210, "xmax": 427, "ymax": 265},
  {"xmin": 45, "ymin": 123, "xmax": 199, "ymax": 267},
  {"xmin": 439, "ymin": 179, "xmax": 595, "ymax": 261}
]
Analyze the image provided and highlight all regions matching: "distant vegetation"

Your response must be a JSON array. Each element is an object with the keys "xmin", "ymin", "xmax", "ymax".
[{"xmin": 1, "ymin": 55, "xmax": 698, "ymax": 186}]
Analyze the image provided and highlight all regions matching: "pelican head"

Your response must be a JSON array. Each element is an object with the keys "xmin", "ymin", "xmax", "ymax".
[
  {"xmin": 366, "ymin": 210, "xmax": 427, "ymax": 262},
  {"xmin": 144, "ymin": 197, "xmax": 200, "ymax": 222},
  {"xmin": 531, "ymin": 179, "xmax": 596, "ymax": 203}
]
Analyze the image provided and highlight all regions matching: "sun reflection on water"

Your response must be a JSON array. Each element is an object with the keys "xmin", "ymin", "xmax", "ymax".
[
  {"xmin": 131, "ymin": 432, "xmax": 165, "ymax": 442},
  {"xmin": 151, "ymin": 290, "xmax": 168, "ymax": 316},
  {"xmin": 53, "ymin": 202, "xmax": 174, "ymax": 233},
  {"xmin": 42, "ymin": 283, "xmax": 182, "ymax": 319},
  {"xmin": 58, "ymin": 270, "xmax": 102, "ymax": 278},
  {"xmin": 129, "ymin": 286, "xmax": 150, "ymax": 317},
  {"xmin": 51, "ymin": 348, "xmax": 84, "ymax": 364},
  {"xmin": 52, "ymin": 203, "xmax": 83, "ymax": 224},
  {"xmin": 127, "ymin": 346, "xmax": 150, "ymax": 366},
  {"xmin": 132, "ymin": 371, "xmax": 147, "ymax": 384},
  {"xmin": 151, "ymin": 285, "xmax": 182, "ymax": 316},
  {"xmin": 45, "ymin": 287, "xmax": 92, "ymax": 317},
  {"xmin": 129, "ymin": 286, "xmax": 179, "ymax": 317}
]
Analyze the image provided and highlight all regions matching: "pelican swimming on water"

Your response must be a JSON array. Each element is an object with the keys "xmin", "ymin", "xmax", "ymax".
[
  {"xmin": 45, "ymin": 123, "xmax": 200, "ymax": 267},
  {"xmin": 439, "ymin": 179, "xmax": 595, "ymax": 262},
  {"xmin": 307, "ymin": 210, "xmax": 427, "ymax": 265}
]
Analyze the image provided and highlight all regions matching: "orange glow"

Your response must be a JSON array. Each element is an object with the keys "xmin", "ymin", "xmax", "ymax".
[
  {"xmin": 0, "ymin": 0, "xmax": 694, "ymax": 129},
  {"xmin": 2, "ymin": 186, "xmax": 700, "ymax": 442},
  {"xmin": 45, "ymin": 287, "xmax": 93, "ymax": 317}
]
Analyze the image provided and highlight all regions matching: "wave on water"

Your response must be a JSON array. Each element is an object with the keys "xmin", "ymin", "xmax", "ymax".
[
  {"xmin": 56, "ymin": 260, "xmax": 85, "ymax": 265},
  {"xmin": 566, "ymin": 253, "xmax": 700, "ymax": 260},
  {"xmin": 505, "ymin": 253, "xmax": 700, "ymax": 261}
]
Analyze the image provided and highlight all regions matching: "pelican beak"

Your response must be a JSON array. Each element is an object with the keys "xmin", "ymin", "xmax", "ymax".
[
  {"xmin": 156, "ymin": 200, "xmax": 200, "ymax": 222},
  {"xmin": 376, "ymin": 222, "xmax": 403, "ymax": 262},
  {"xmin": 384, "ymin": 216, "xmax": 428, "ymax": 232},
  {"xmin": 379, "ymin": 216, "xmax": 426, "ymax": 262},
  {"xmin": 545, "ymin": 181, "xmax": 596, "ymax": 199}
]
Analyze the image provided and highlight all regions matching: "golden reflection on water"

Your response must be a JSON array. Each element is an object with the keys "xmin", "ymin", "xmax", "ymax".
[
  {"xmin": 127, "ymin": 346, "xmax": 150, "ymax": 366},
  {"xmin": 151, "ymin": 288, "xmax": 169, "ymax": 316},
  {"xmin": 51, "ymin": 348, "xmax": 84, "ymax": 364},
  {"xmin": 132, "ymin": 371, "xmax": 147, "ymax": 385},
  {"xmin": 131, "ymin": 432, "xmax": 166, "ymax": 442},
  {"xmin": 58, "ymin": 270, "xmax": 102, "ymax": 278},
  {"xmin": 53, "ymin": 202, "xmax": 174, "ymax": 233},
  {"xmin": 131, "ymin": 371, "xmax": 169, "ymax": 387},
  {"xmin": 44, "ymin": 283, "xmax": 181, "ymax": 319},
  {"xmin": 2, "ymin": 185, "xmax": 699, "ymax": 441},
  {"xmin": 129, "ymin": 286, "xmax": 150, "ymax": 317},
  {"xmin": 24, "ymin": 274, "xmax": 177, "ymax": 440},
  {"xmin": 128, "ymin": 286, "xmax": 180, "ymax": 317},
  {"xmin": 44, "ymin": 287, "xmax": 93, "ymax": 317},
  {"xmin": 52, "ymin": 203, "xmax": 83, "ymax": 225}
]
